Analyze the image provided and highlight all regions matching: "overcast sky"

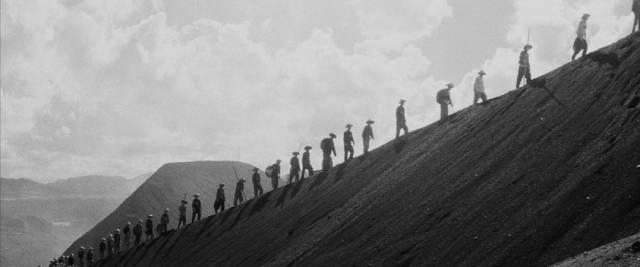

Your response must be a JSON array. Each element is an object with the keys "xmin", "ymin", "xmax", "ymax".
[{"xmin": 1, "ymin": 0, "xmax": 635, "ymax": 182}]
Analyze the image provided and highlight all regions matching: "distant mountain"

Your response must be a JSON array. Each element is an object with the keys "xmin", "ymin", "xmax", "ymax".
[
  {"xmin": 0, "ymin": 174, "xmax": 151, "ymax": 200},
  {"xmin": 64, "ymin": 161, "xmax": 268, "ymax": 254}
]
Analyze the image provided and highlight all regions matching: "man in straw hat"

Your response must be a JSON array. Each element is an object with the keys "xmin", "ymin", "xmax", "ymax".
[
  {"xmin": 572, "ymin": 13, "xmax": 590, "ymax": 61},
  {"xmin": 320, "ymin": 133, "xmax": 337, "ymax": 171},
  {"xmin": 234, "ymin": 179, "xmax": 246, "ymax": 207},
  {"xmin": 289, "ymin": 151, "xmax": 301, "ymax": 184},
  {"xmin": 362, "ymin": 120, "xmax": 375, "ymax": 154},
  {"xmin": 517, "ymin": 44, "xmax": 533, "ymax": 89},
  {"xmin": 301, "ymin": 146, "xmax": 314, "ymax": 179},
  {"xmin": 160, "ymin": 208, "xmax": 170, "ymax": 234},
  {"xmin": 396, "ymin": 99, "xmax": 408, "ymax": 138},
  {"xmin": 437, "ymin": 83, "xmax": 455, "ymax": 122},
  {"xmin": 191, "ymin": 194, "xmax": 201, "ymax": 223},
  {"xmin": 145, "ymin": 215, "xmax": 154, "ymax": 241},
  {"xmin": 178, "ymin": 200, "xmax": 188, "ymax": 228},
  {"xmin": 271, "ymin": 159, "xmax": 281, "ymax": 189},
  {"xmin": 252, "ymin": 167, "xmax": 263, "ymax": 197},
  {"xmin": 474, "ymin": 70, "xmax": 488, "ymax": 105},
  {"xmin": 343, "ymin": 124, "xmax": 355, "ymax": 162}
]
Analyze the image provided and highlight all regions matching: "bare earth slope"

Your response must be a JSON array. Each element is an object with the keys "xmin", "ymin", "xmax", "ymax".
[
  {"xmin": 64, "ymin": 161, "xmax": 261, "ymax": 255},
  {"xmin": 553, "ymin": 232, "xmax": 640, "ymax": 267},
  {"xmin": 96, "ymin": 34, "xmax": 640, "ymax": 267}
]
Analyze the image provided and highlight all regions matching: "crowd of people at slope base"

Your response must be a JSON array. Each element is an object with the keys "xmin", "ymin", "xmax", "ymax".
[{"xmin": 47, "ymin": 5, "xmax": 640, "ymax": 266}]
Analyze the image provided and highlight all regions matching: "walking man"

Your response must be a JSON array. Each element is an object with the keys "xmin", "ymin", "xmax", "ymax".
[
  {"xmin": 191, "ymin": 194, "xmax": 201, "ymax": 223},
  {"xmin": 107, "ymin": 234, "xmax": 114, "ymax": 256},
  {"xmin": 362, "ymin": 120, "xmax": 374, "ymax": 154},
  {"xmin": 160, "ymin": 208, "xmax": 170, "ymax": 234},
  {"xmin": 234, "ymin": 179, "xmax": 245, "ymax": 206},
  {"xmin": 271, "ymin": 160, "xmax": 281, "ymax": 190},
  {"xmin": 301, "ymin": 146, "xmax": 314, "ymax": 179},
  {"xmin": 321, "ymin": 133, "xmax": 337, "ymax": 171},
  {"xmin": 145, "ymin": 215, "xmax": 154, "ymax": 242},
  {"xmin": 437, "ymin": 83, "xmax": 455, "ymax": 122},
  {"xmin": 77, "ymin": 246, "xmax": 85, "ymax": 267},
  {"xmin": 86, "ymin": 247, "xmax": 94, "ymax": 266},
  {"xmin": 133, "ymin": 220, "xmax": 143, "ymax": 246},
  {"xmin": 572, "ymin": 14, "xmax": 590, "ymax": 61},
  {"xmin": 516, "ymin": 44, "xmax": 533, "ymax": 89},
  {"xmin": 178, "ymin": 200, "xmax": 188, "ymax": 228},
  {"xmin": 633, "ymin": 0, "xmax": 639, "ymax": 33},
  {"xmin": 113, "ymin": 229, "xmax": 121, "ymax": 253},
  {"xmin": 122, "ymin": 222, "xmax": 131, "ymax": 248},
  {"xmin": 252, "ymin": 167, "xmax": 263, "ymax": 197},
  {"xmin": 289, "ymin": 152, "xmax": 301, "ymax": 184},
  {"xmin": 343, "ymin": 124, "xmax": 355, "ymax": 161},
  {"xmin": 396, "ymin": 99, "xmax": 408, "ymax": 138},
  {"xmin": 214, "ymin": 184, "xmax": 226, "ymax": 214},
  {"xmin": 474, "ymin": 71, "xmax": 487, "ymax": 105}
]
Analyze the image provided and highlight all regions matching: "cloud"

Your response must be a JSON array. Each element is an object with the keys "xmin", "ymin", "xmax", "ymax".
[{"xmin": 1, "ymin": 0, "xmax": 451, "ymax": 181}]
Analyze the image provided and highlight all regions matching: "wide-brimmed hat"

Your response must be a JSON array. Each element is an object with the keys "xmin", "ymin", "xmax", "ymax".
[
  {"xmin": 239, "ymin": 179, "xmax": 246, "ymax": 183},
  {"xmin": 252, "ymin": 167, "xmax": 259, "ymax": 171},
  {"xmin": 446, "ymin": 83, "xmax": 455, "ymax": 88},
  {"xmin": 138, "ymin": 219, "xmax": 143, "ymax": 223},
  {"xmin": 478, "ymin": 70, "xmax": 486, "ymax": 75},
  {"xmin": 345, "ymin": 123, "xmax": 353, "ymax": 128},
  {"xmin": 304, "ymin": 146, "xmax": 312, "ymax": 150},
  {"xmin": 276, "ymin": 159, "xmax": 281, "ymax": 163},
  {"xmin": 366, "ymin": 119, "xmax": 374, "ymax": 124},
  {"xmin": 219, "ymin": 184, "xmax": 225, "ymax": 187},
  {"xmin": 329, "ymin": 133, "xmax": 337, "ymax": 138},
  {"xmin": 80, "ymin": 246, "xmax": 85, "ymax": 249},
  {"xmin": 148, "ymin": 214, "xmax": 153, "ymax": 218},
  {"xmin": 180, "ymin": 200, "xmax": 188, "ymax": 204},
  {"xmin": 524, "ymin": 44, "xmax": 533, "ymax": 49},
  {"xmin": 116, "ymin": 229, "xmax": 120, "ymax": 232},
  {"xmin": 582, "ymin": 13, "xmax": 590, "ymax": 19},
  {"xmin": 193, "ymin": 194, "xmax": 200, "ymax": 198},
  {"xmin": 399, "ymin": 99, "xmax": 407, "ymax": 104},
  {"xmin": 292, "ymin": 151, "xmax": 299, "ymax": 155},
  {"xmin": 164, "ymin": 208, "xmax": 169, "ymax": 212},
  {"xmin": 102, "ymin": 237, "xmax": 106, "ymax": 240}
]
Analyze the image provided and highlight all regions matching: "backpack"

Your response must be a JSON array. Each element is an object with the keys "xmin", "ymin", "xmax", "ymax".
[{"xmin": 265, "ymin": 165, "xmax": 274, "ymax": 178}]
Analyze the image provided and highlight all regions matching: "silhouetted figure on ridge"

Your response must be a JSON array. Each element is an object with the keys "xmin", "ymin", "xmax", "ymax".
[
  {"xmin": 396, "ymin": 99, "xmax": 408, "ymax": 138},
  {"xmin": 517, "ymin": 44, "xmax": 533, "ymax": 89},
  {"xmin": 214, "ymin": 184, "xmax": 226, "ymax": 214},
  {"xmin": 145, "ymin": 215, "xmax": 154, "ymax": 241},
  {"xmin": 160, "ymin": 208, "xmax": 170, "ymax": 234},
  {"xmin": 321, "ymin": 133, "xmax": 337, "ymax": 171},
  {"xmin": 437, "ymin": 83, "xmax": 455, "ymax": 122},
  {"xmin": 107, "ymin": 234, "xmax": 114, "ymax": 256},
  {"xmin": 86, "ymin": 247, "xmax": 94, "ymax": 266},
  {"xmin": 269, "ymin": 160, "xmax": 281, "ymax": 189},
  {"xmin": 289, "ymin": 152, "xmax": 301, "ymax": 184},
  {"xmin": 572, "ymin": 14, "xmax": 590, "ymax": 61},
  {"xmin": 343, "ymin": 124, "xmax": 355, "ymax": 161},
  {"xmin": 123, "ymin": 222, "xmax": 131, "ymax": 248},
  {"xmin": 178, "ymin": 200, "xmax": 188, "ymax": 228},
  {"xmin": 67, "ymin": 253, "xmax": 75, "ymax": 266},
  {"xmin": 77, "ymin": 246, "xmax": 85, "ymax": 267},
  {"xmin": 99, "ymin": 237, "xmax": 106, "ymax": 259},
  {"xmin": 474, "ymin": 71, "xmax": 488, "ymax": 105},
  {"xmin": 234, "ymin": 179, "xmax": 246, "ymax": 206},
  {"xmin": 113, "ymin": 229, "xmax": 121, "ymax": 253},
  {"xmin": 301, "ymin": 146, "xmax": 314, "ymax": 179},
  {"xmin": 251, "ymin": 167, "xmax": 263, "ymax": 196},
  {"xmin": 633, "ymin": 0, "xmax": 640, "ymax": 33},
  {"xmin": 362, "ymin": 120, "xmax": 374, "ymax": 154},
  {"xmin": 133, "ymin": 220, "xmax": 143, "ymax": 245},
  {"xmin": 191, "ymin": 194, "xmax": 202, "ymax": 223}
]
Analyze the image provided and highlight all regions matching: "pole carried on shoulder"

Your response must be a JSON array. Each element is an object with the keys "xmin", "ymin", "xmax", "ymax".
[{"xmin": 232, "ymin": 166, "xmax": 245, "ymax": 200}]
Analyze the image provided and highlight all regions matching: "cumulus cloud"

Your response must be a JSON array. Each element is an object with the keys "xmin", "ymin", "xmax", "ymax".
[{"xmin": 1, "ymin": 0, "xmax": 453, "ymax": 181}]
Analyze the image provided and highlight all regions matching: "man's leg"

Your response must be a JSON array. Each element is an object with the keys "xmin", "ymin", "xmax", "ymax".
[
  {"xmin": 403, "ymin": 125, "xmax": 408, "ymax": 135},
  {"xmin": 582, "ymin": 40, "xmax": 588, "ymax": 57},
  {"xmin": 191, "ymin": 211, "xmax": 195, "ymax": 223},
  {"xmin": 288, "ymin": 172, "xmax": 293, "ymax": 184},
  {"xmin": 363, "ymin": 139, "xmax": 369, "ymax": 154},
  {"xmin": 197, "ymin": 211, "xmax": 201, "ymax": 220},
  {"xmin": 440, "ymin": 103, "xmax": 446, "ymax": 122},
  {"xmin": 481, "ymin": 92, "xmax": 487, "ymax": 103},
  {"xmin": 474, "ymin": 92, "xmax": 479, "ymax": 104},
  {"xmin": 525, "ymin": 68, "xmax": 532, "ymax": 85},
  {"xmin": 395, "ymin": 124, "xmax": 400, "ymax": 138},
  {"xmin": 516, "ymin": 67, "xmax": 524, "ymax": 88}
]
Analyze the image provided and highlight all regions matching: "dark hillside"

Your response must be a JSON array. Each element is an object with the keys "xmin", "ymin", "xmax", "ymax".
[{"xmin": 95, "ymin": 33, "xmax": 640, "ymax": 267}]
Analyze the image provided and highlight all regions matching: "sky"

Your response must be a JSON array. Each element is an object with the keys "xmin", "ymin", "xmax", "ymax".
[{"xmin": 0, "ymin": 0, "xmax": 635, "ymax": 182}]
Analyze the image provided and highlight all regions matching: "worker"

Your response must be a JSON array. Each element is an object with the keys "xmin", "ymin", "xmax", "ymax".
[
  {"xmin": 252, "ymin": 167, "xmax": 263, "ymax": 197},
  {"xmin": 516, "ymin": 44, "xmax": 533, "ymax": 89},
  {"xmin": 289, "ymin": 152, "xmax": 301, "ymax": 184},
  {"xmin": 234, "ymin": 179, "xmax": 246, "ymax": 206},
  {"xmin": 343, "ymin": 124, "xmax": 355, "ymax": 161},
  {"xmin": 301, "ymin": 146, "xmax": 314, "ymax": 179},
  {"xmin": 214, "ymin": 184, "xmax": 226, "ymax": 214},
  {"xmin": 437, "ymin": 83, "xmax": 455, "ymax": 122},
  {"xmin": 572, "ymin": 14, "xmax": 590, "ymax": 61},
  {"xmin": 362, "ymin": 120, "xmax": 374, "ymax": 154},
  {"xmin": 474, "ymin": 70, "xmax": 487, "ymax": 105},
  {"xmin": 321, "ymin": 133, "xmax": 337, "ymax": 171},
  {"xmin": 396, "ymin": 99, "xmax": 408, "ymax": 138}
]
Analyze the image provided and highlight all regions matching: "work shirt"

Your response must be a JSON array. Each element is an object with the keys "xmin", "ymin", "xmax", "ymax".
[
  {"xmin": 343, "ymin": 130, "xmax": 354, "ymax": 146},
  {"xmin": 576, "ymin": 20, "xmax": 587, "ymax": 39},
  {"xmin": 474, "ymin": 76, "xmax": 485, "ymax": 93},
  {"xmin": 290, "ymin": 156, "xmax": 300, "ymax": 171},
  {"xmin": 145, "ymin": 219, "xmax": 153, "ymax": 232},
  {"xmin": 321, "ymin": 138, "xmax": 336, "ymax": 155},
  {"xmin": 179, "ymin": 204, "xmax": 186, "ymax": 216},
  {"xmin": 252, "ymin": 172, "xmax": 261, "ymax": 184},
  {"xmin": 302, "ymin": 152, "xmax": 311, "ymax": 166},
  {"xmin": 437, "ymin": 89, "xmax": 452, "ymax": 105},
  {"xmin": 362, "ymin": 125, "xmax": 374, "ymax": 140},
  {"xmin": 272, "ymin": 164, "xmax": 281, "ymax": 176},
  {"xmin": 192, "ymin": 198, "xmax": 201, "ymax": 211},
  {"xmin": 396, "ymin": 106, "xmax": 406, "ymax": 123},
  {"xmin": 519, "ymin": 50, "xmax": 530, "ymax": 68},
  {"xmin": 133, "ymin": 224, "xmax": 142, "ymax": 235},
  {"xmin": 216, "ymin": 187, "xmax": 225, "ymax": 200},
  {"xmin": 161, "ymin": 213, "xmax": 169, "ymax": 224}
]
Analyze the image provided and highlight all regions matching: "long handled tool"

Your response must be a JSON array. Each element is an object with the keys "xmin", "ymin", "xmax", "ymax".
[{"xmin": 232, "ymin": 166, "xmax": 245, "ymax": 200}]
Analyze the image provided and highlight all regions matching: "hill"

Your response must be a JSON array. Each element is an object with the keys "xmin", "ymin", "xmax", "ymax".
[
  {"xmin": 93, "ymin": 34, "xmax": 639, "ymax": 266},
  {"xmin": 552, "ymin": 232, "xmax": 640, "ymax": 267},
  {"xmin": 64, "ymin": 161, "xmax": 268, "ymax": 255}
]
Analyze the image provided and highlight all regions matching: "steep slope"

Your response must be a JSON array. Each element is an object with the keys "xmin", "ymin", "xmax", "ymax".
[
  {"xmin": 96, "ymin": 34, "xmax": 640, "ymax": 267},
  {"xmin": 552, "ymin": 232, "xmax": 640, "ymax": 267},
  {"xmin": 64, "ymin": 161, "xmax": 266, "ymax": 255}
]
